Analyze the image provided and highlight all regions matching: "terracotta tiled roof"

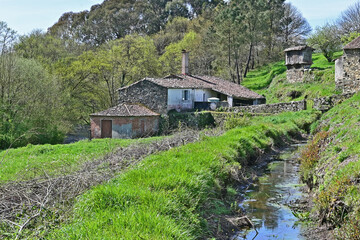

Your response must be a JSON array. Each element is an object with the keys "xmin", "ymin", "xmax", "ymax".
[
  {"xmin": 90, "ymin": 103, "xmax": 160, "ymax": 117},
  {"xmin": 196, "ymin": 75, "xmax": 265, "ymax": 99},
  {"xmin": 284, "ymin": 45, "xmax": 314, "ymax": 52},
  {"xmin": 144, "ymin": 74, "xmax": 264, "ymax": 100},
  {"xmin": 147, "ymin": 74, "xmax": 214, "ymax": 89},
  {"xmin": 344, "ymin": 36, "xmax": 360, "ymax": 50}
]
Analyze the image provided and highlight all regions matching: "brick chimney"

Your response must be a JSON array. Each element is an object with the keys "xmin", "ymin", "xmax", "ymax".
[{"xmin": 182, "ymin": 50, "xmax": 189, "ymax": 75}]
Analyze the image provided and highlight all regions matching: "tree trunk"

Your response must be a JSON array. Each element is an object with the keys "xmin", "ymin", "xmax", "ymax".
[{"xmin": 244, "ymin": 42, "xmax": 253, "ymax": 78}]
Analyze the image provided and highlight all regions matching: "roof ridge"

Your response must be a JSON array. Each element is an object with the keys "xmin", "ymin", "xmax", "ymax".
[{"xmin": 188, "ymin": 75, "xmax": 216, "ymax": 85}]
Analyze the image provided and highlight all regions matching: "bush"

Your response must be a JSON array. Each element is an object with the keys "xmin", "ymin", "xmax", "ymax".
[{"xmin": 224, "ymin": 113, "xmax": 250, "ymax": 130}]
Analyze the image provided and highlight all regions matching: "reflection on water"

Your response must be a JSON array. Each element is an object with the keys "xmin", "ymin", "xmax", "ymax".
[{"xmin": 232, "ymin": 143, "xmax": 306, "ymax": 240}]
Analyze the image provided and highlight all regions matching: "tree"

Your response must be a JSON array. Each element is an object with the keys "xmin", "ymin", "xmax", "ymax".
[
  {"xmin": 341, "ymin": 31, "xmax": 360, "ymax": 45},
  {"xmin": 279, "ymin": 3, "xmax": 312, "ymax": 47},
  {"xmin": 213, "ymin": 0, "xmax": 287, "ymax": 83},
  {"xmin": 152, "ymin": 17, "xmax": 190, "ymax": 55},
  {"xmin": 337, "ymin": 1, "xmax": 360, "ymax": 34},
  {"xmin": 0, "ymin": 54, "xmax": 66, "ymax": 148},
  {"xmin": 159, "ymin": 31, "xmax": 201, "ymax": 75},
  {"xmin": 307, "ymin": 24, "xmax": 342, "ymax": 62},
  {"xmin": 55, "ymin": 35, "xmax": 160, "ymax": 122},
  {"xmin": 15, "ymin": 30, "xmax": 80, "ymax": 71},
  {"xmin": 0, "ymin": 21, "xmax": 16, "ymax": 54},
  {"xmin": 262, "ymin": 0, "xmax": 286, "ymax": 60},
  {"xmin": 48, "ymin": 0, "xmax": 224, "ymax": 46}
]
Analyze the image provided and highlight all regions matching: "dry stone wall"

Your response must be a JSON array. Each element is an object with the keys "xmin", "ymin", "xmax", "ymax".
[
  {"xmin": 229, "ymin": 101, "xmax": 307, "ymax": 114},
  {"xmin": 287, "ymin": 68, "xmax": 314, "ymax": 83},
  {"xmin": 313, "ymin": 93, "xmax": 355, "ymax": 112}
]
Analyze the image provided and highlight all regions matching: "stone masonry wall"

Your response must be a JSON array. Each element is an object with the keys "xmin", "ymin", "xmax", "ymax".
[
  {"xmin": 230, "ymin": 100, "xmax": 307, "ymax": 114},
  {"xmin": 287, "ymin": 67, "xmax": 313, "ymax": 83},
  {"xmin": 336, "ymin": 49, "xmax": 360, "ymax": 93},
  {"xmin": 118, "ymin": 80, "xmax": 168, "ymax": 115},
  {"xmin": 313, "ymin": 93, "xmax": 355, "ymax": 112}
]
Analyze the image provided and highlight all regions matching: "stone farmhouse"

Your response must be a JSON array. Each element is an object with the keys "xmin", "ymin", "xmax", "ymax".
[
  {"xmin": 336, "ymin": 36, "xmax": 360, "ymax": 93},
  {"xmin": 118, "ymin": 51, "xmax": 265, "ymax": 115},
  {"xmin": 90, "ymin": 50, "xmax": 265, "ymax": 139}
]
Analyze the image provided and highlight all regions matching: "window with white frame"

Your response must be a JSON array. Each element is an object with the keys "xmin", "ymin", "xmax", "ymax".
[{"xmin": 182, "ymin": 90, "xmax": 190, "ymax": 101}]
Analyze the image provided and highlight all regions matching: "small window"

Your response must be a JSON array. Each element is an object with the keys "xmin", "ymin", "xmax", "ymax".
[{"xmin": 182, "ymin": 90, "xmax": 190, "ymax": 101}]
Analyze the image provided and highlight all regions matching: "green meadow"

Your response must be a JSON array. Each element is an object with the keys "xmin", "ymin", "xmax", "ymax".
[{"xmin": 0, "ymin": 137, "xmax": 160, "ymax": 183}]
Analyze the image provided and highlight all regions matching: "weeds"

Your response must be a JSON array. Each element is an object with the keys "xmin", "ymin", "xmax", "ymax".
[
  {"xmin": 224, "ymin": 113, "xmax": 250, "ymax": 130},
  {"xmin": 300, "ymin": 131, "xmax": 329, "ymax": 188},
  {"xmin": 335, "ymin": 215, "xmax": 360, "ymax": 240},
  {"xmin": 316, "ymin": 176, "xmax": 351, "ymax": 227}
]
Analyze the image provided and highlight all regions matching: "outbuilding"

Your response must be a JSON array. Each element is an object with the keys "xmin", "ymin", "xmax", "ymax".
[
  {"xmin": 336, "ymin": 36, "xmax": 360, "ymax": 93},
  {"xmin": 285, "ymin": 45, "xmax": 314, "ymax": 83},
  {"xmin": 90, "ymin": 103, "xmax": 160, "ymax": 139}
]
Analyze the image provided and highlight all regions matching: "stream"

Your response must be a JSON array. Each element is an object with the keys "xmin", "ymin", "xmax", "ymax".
[{"xmin": 232, "ymin": 143, "xmax": 307, "ymax": 240}]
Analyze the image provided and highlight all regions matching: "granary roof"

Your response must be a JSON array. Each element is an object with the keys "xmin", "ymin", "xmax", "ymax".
[
  {"xmin": 90, "ymin": 103, "xmax": 160, "ymax": 117},
  {"xmin": 284, "ymin": 45, "xmax": 314, "ymax": 52},
  {"xmin": 142, "ymin": 74, "xmax": 265, "ymax": 100},
  {"xmin": 344, "ymin": 36, "xmax": 360, "ymax": 50}
]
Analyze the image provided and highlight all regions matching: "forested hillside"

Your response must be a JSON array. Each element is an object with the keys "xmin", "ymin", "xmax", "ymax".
[{"xmin": 0, "ymin": 0, "xmax": 312, "ymax": 149}]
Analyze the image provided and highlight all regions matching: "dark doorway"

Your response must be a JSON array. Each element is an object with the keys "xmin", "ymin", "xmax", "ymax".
[{"xmin": 101, "ymin": 120, "xmax": 112, "ymax": 138}]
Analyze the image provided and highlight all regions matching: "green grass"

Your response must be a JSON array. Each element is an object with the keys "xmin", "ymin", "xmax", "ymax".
[
  {"xmin": 300, "ymin": 92, "xmax": 360, "ymax": 238},
  {"xmin": 0, "ymin": 137, "xmax": 160, "ymax": 183},
  {"xmin": 242, "ymin": 52, "xmax": 343, "ymax": 103},
  {"xmin": 45, "ymin": 110, "xmax": 319, "ymax": 240},
  {"xmin": 242, "ymin": 61, "xmax": 287, "ymax": 90},
  {"xmin": 311, "ymin": 51, "xmax": 343, "ymax": 70}
]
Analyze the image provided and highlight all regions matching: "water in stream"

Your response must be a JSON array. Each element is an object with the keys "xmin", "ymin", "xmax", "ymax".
[{"xmin": 232, "ymin": 143, "xmax": 307, "ymax": 240}]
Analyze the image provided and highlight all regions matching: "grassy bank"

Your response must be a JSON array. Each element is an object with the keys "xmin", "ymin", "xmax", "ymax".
[
  {"xmin": 44, "ymin": 110, "xmax": 319, "ymax": 240},
  {"xmin": 300, "ymin": 93, "xmax": 360, "ymax": 239},
  {"xmin": 242, "ymin": 53, "xmax": 342, "ymax": 103},
  {"xmin": 0, "ymin": 137, "xmax": 160, "ymax": 183}
]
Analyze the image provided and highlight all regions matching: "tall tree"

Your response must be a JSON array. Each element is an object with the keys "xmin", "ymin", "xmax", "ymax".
[
  {"xmin": 0, "ymin": 21, "xmax": 16, "ymax": 54},
  {"xmin": 337, "ymin": 1, "xmax": 360, "ymax": 34},
  {"xmin": 48, "ymin": 0, "xmax": 224, "ymax": 46},
  {"xmin": 15, "ymin": 30, "xmax": 81, "ymax": 70},
  {"xmin": 279, "ymin": 3, "xmax": 312, "ymax": 47},
  {"xmin": 55, "ymin": 35, "xmax": 160, "ymax": 122},
  {"xmin": 307, "ymin": 24, "xmax": 342, "ymax": 62},
  {"xmin": 214, "ymin": 0, "xmax": 286, "ymax": 82}
]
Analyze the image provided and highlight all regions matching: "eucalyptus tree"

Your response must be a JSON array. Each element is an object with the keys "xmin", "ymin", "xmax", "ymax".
[{"xmin": 48, "ymin": 0, "xmax": 224, "ymax": 46}]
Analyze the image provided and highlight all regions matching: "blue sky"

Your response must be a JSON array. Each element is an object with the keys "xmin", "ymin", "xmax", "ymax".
[
  {"xmin": 0, "ymin": 0, "xmax": 103, "ymax": 34},
  {"xmin": 0, "ymin": 0, "xmax": 359, "ymax": 35},
  {"xmin": 286, "ymin": 0, "xmax": 359, "ymax": 29}
]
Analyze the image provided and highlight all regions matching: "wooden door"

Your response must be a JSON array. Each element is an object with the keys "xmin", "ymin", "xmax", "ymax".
[{"xmin": 101, "ymin": 120, "xmax": 112, "ymax": 138}]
